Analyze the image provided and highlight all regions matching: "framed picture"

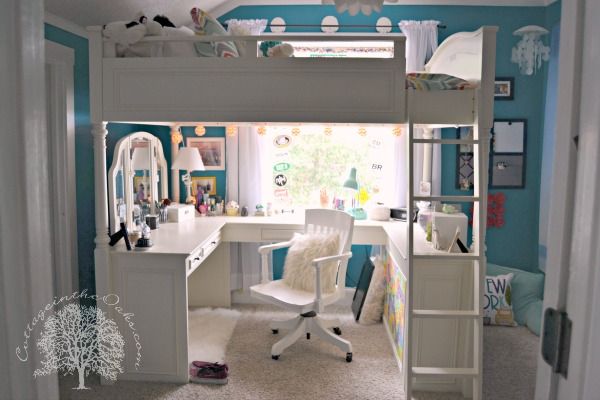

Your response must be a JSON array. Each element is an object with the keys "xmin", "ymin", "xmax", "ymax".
[
  {"xmin": 133, "ymin": 176, "xmax": 150, "ymax": 203},
  {"xmin": 455, "ymin": 127, "xmax": 474, "ymax": 190},
  {"xmin": 187, "ymin": 137, "xmax": 225, "ymax": 170},
  {"xmin": 494, "ymin": 77, "xmax": 514, "ymax": 100},
  {"xmin": 191, "ymin": 176, "xmax": 217, "ymax": 196},
  {"xmin": 490, "ymin": 154, "xmax": 525, "ymax": 188},
  {"xmin": 493, "ymin": 119, "xmax": 527, "ymax": 153}
]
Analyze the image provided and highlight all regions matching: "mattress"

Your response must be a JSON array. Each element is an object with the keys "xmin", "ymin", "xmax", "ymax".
[{"xmin": 406, "ymin": 72, "xmax": 479, "ymax": 91}]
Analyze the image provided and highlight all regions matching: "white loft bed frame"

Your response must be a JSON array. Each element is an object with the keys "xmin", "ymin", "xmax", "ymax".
[{"xmin": 87, "ymin": 26, "xmax": 497, "ymax": 400}]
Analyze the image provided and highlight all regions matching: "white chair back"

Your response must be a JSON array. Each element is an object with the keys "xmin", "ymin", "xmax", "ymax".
[{"xmin": 304, "ymin": 209, "xmax": 355, "ymax": 296}]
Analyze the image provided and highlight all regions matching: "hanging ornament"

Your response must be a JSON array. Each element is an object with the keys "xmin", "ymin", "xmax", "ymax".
[
  {"xmin": 226, "ymin": 125, "xmax": 237, "ymax": 137},
  {"xmin": 194, "ymin": 125, "xmax": 206, "ymax": 136},
  {"xmin": 324, "ymin": 127, "xmax": 333, "ymax": 136},
  {"xmin": 358, "ymin": 127, "xmax": 367, "ymax": 137},
  {"xmin": 257, "ymin": 126, "xmax": 267, "ymax": 136},
  {"xmin": 291, "ymin": 127, "xmax": 301, "ymax": 136}
]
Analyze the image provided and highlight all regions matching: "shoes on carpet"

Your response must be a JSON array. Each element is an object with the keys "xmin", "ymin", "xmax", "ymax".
[{"xmin": 189, "ymin": 361, "xmax": 229, "ymax": 384}]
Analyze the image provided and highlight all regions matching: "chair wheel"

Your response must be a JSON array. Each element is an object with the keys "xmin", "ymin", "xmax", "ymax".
[
  {"xmin": 272, "ymin": 355, "xmax": 280, "ymax": 360},
  {"xmin": 346, "ymin": 353, "xmax": 353, "ymax": 363},
  {"xmin": 333, "ymin": 327, "xmax": 342, "ymax": 335},
  {"xmin": 306, "ymin": 333, "xmax": 311, "ymax": 340},
  {"xmin": 272, "ymin": 329, "xmax": 279, "ymax": 334}
]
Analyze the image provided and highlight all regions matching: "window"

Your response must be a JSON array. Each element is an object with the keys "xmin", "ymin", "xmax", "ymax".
[{"xmin": 261, "ymin": 126, "xmax": 399, "ymax": 210}]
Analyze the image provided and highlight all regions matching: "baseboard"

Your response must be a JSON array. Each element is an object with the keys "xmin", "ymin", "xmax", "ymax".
[
  {"xmin": 383, "ymin": 318, "xmax": 404, "ymax": 378},
  {"xmin": 232, "ymin": 287, "xmax": 356, "ymax": 306}
]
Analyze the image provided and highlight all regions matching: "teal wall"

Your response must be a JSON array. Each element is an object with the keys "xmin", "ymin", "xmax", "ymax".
[
  {"xmin": 44, "ymin": 24, "xmax": 95, "ymax": 294},
  {"xmin": 221, "ymin": 4, "xmax": 558, "ymax": 272}
]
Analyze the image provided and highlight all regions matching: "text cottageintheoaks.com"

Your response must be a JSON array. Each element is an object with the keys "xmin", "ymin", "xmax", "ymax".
[{"xmin": 15, "ymin": 289, "xmax": 143, "ymax": 370}]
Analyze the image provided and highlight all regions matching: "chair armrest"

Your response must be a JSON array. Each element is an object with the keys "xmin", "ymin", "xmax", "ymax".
[
  {"xmin": 311, "ymin": 252, "xmax": 353, "ymax": 269},
  {"xmin": 258, "ymin": 241, "xmax": 293, "ymax": 255}
]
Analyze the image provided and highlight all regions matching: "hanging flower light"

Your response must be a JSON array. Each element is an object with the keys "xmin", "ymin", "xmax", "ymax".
[
  {"xmin": 194, "ymin": 125, "xmax": 206, "ymax": 136},
  {"xmin": 358, "ymin": 127, "xmax": 367, "ymax": 137},
  {"xmin": 257, "ymin": 126, "xmax": 267, "ymax": 136},
  {"xmin": 392, "ymin": 125, "xmax": 403, "ymax": 136},
  {"xmin": 324, "ymin": 127, "xmax": 333, "ymax": 136},
  {"xmin": 291, "ymin": 127, "xmax": 301, "ymax": 136},
  {"xmin": 226, "ymin": 125, "xmax": 237, "ymax": 137},
  {"xmin": 171, "ymin": 127, "xmax": 183, "ymax": 144}
]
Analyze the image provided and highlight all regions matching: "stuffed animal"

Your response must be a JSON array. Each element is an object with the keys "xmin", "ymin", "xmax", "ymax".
[
  {"xmin": 259, "ymin": 41, "xmax": 294, "ymax": 58},
  {"xmin": 102, "ymin": 18, "xmax": 147, "ymax": 45}
]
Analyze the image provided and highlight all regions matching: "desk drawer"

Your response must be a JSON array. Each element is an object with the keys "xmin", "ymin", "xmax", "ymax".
[
  {"xmin": 186, "ymin": 231, "xmax": 221, "ymax": 276},
  {"xmin": 261, "ymin": 229, "xmax": 301, "ymax": 241}
]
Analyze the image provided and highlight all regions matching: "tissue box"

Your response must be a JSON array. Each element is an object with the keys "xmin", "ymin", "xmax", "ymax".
[
  {"xmin": 431, "ymin": 211, "xmax": 468, "ymax": 250},
  {"xmin": 167, "ymin": 204, "xmax": 195, "ymax": 222}
]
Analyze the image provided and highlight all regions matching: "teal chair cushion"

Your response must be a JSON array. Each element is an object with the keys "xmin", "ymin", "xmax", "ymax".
[{"xmin": 487, "ymin": 263, "xmax": 545, "ymax": 335}]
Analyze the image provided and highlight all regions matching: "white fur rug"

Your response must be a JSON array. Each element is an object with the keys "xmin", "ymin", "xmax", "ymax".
[{"xmin": 188, "ymin": 308, "xmax": 241, "ymax": 363}]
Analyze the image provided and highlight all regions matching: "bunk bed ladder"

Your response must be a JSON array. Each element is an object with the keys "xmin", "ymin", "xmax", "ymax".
[{"xmin": 405, "ymin": 116, "xmax": 487, "ymax": 400}]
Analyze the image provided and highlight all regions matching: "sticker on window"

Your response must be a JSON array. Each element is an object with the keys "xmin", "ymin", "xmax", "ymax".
[
  {"xmin": 274, "ymin": 174, "xmax": 288, "ymax": 187},
  {"xmin": 273, "ymin": 135, "xmax": 291, "ymax": 148}
]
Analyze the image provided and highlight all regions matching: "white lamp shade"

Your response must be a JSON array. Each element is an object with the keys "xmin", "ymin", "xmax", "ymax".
[
  {"xmin": 171, "ymin": 147, "xmax": 205, "ymax": 171},
  {"xmin": 131, "ymin": 147, "xmax": 151, "ymax": 170}
]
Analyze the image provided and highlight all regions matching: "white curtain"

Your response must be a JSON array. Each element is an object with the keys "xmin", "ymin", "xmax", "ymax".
[
  {"xmin": 391, "ymin": 20, "xmax": 442, "ymax": 207},
  {"xmin": 226, "ymin": 127, "xmax": 270, "ymax": 291}
]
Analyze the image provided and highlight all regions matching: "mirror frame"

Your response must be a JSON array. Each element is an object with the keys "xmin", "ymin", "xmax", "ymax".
[{"xmin": 108, "ymin": 131, "xmax": 168, "ymax": 234}]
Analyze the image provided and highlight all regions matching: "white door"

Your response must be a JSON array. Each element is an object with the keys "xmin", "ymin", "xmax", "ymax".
[
  {"xmin": 535, "ymin": 0, "xmax": 600, "ymax": 398},
  {"xmin": 44, "ymin": 40, "xmax": 78, "ymax": 298}
]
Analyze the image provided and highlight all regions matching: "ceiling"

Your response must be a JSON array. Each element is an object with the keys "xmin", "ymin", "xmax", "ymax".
[{"xmin": 44, "ymin": 0, "xmax": 555, "ymax": 28}]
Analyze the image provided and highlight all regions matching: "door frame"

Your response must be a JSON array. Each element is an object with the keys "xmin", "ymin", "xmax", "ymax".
[{"xmin": 44, "ymin": 40, "xmax": 78, "ymax": 297}]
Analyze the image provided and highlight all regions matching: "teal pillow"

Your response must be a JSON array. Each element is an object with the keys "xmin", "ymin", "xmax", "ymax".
[
  {"xmin": 487, "ymin": 263, "xmax": 544, "ymax": 328},
  {"xmin": 524, "ymin": 299, "xmax": 543, "ymax": 336}
]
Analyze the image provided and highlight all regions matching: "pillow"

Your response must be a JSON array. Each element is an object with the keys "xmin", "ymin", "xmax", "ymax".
[
  {"xmin": 282, "ymin": 233, "xmax": 340, "ymax": 294},
  {"xmin": 358, "ymin": 257, "xmax": 386, "ymax": 325},
  {"xmin": 524, "ymin": 299, "xmax": 543, "ymax": 336},
  {"xmin": 190, "ymin": 8, "xmax": 238, "ymax": 58},
  {"xmin": 487, "ymin": 263, "xmax": 545, "ymax": 334},
  {"xmin": 484, "ymin": 273, "xmax": 517, "ymax": 327}
]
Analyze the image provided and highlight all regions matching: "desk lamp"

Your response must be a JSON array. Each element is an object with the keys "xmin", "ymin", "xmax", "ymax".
[
  {"xmin": 343, "ymin": 167, "xmax": 367, "ymax": 220},
  {"xmin": 171, "ymin": 147, "xmax": 205, "ymax": 204}
]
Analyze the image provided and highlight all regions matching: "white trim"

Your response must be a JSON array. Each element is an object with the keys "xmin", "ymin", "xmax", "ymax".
[
  {"xmin": 44, "ymin": 40, "xmax": 79, "ymax": 298},
  {"xmin": 209, "ymin": 0, "xmax": 554, "ymax": 18},
  {"xmin": 44, "ymin": 11, "xmax": 88, "ymax": 39}
]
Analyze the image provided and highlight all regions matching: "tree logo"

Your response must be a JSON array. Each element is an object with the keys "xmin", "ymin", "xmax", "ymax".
[{"xmin": 33, "ymin": 303, "xmax": 125, "ymax": 390}]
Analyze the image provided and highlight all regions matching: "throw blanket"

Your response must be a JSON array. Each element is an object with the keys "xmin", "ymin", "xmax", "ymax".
[{"xmin": 406, "ymin": 73, "xmax": 478, "ymax": 90}]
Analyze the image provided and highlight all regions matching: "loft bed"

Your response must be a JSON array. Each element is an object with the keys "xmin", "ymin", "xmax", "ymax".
[
  {"xmin": 88, "ymin": 25, "xmax": 497, "ymax": 400},
  {"xmin": 87, "ymin": 26, "xmax": 497, "ymax": 126}
]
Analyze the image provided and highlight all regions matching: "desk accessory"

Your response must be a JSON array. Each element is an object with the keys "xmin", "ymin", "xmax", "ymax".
[
  {"xmin": 342, "ymin": 167, "xmax": 367, "ymax": 220},
  {"xmin": 109, "ymin": 222, "xmax": 132, "ymax": 251},
  {"xmin": 146, "ymin": 215, "xmax": 159, "ymax": 230},
  {"xmin": 171, "ymin": 146, "xmax": 206, "ymax": 204},
  {"xmin": 167, "ymin": 203, "xmax": 195, "ymax": 222},
  {"xmin": 135, "ymin": 224, "xmax": 153, "ymax": 249}
]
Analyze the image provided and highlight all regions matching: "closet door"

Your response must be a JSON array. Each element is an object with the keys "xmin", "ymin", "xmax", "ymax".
[{"xmin": 44, "ymin": 40, "xmax": 78, "ymax": 299}]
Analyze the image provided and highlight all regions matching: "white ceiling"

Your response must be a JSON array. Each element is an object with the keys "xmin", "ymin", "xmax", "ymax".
[{"xmin": 44, "ymin": 0, "xmax": 555, "ymax": 28}]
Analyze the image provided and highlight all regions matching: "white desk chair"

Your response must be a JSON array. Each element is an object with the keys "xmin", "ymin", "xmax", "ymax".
[{"xmin": 250, "ymin": 209, "xmax": 355, "ymax": 362}]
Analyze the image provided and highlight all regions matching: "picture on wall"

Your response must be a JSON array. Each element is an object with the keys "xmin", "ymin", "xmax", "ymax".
[
  {"xmin": 133, "ymin": 176, "xmax": 150, "ymax": 204},
  {"xmin": 191, "ymin": 176, "xmax": 217, "ymax": 197},
  {"xmin": 456, "ymin": 127, "xmax": 474, "ymax": 190},
  {"xmin": 187, "ymin": 137, "xmax": 225, "ymax": 170},
  {"xmin": 491, "ymin": 155, "xmax": 525, "ymax": 188},
  {"xmin": 494, "ymin": 77, "xmax": 514, "ymax": 100}
]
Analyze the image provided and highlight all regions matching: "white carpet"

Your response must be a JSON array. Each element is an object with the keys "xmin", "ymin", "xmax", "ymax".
[{"xmin": 187, "ymin": 307, "xmax": 241, "ymax": 364}]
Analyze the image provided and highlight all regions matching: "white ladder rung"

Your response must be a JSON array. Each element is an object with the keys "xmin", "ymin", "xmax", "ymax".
[
  {"xmin": 411, "ymin": 367, "xmax": 478, "ymax": 377},
  {"xmin": 413, "ymin": 253, "xmax": 481, "ymax": 260},
  {"xmin": 413, "ymin": 195, "xmax": 479, "ymax": 202},
  {"xmin": 412, "ymin": 309, "xmax": 480, "ymax": 319},
  {"xmin": 412, "ymin": 138, "xmax": 480, "ymax": 145}
]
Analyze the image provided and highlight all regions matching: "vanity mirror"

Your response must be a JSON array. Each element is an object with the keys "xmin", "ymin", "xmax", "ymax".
[{"xmin": 108, "ymin": 132, "xmax": 168, "ymax": 234}]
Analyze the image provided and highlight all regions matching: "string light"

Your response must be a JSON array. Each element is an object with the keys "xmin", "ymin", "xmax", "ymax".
[
  {"xmin": 226, "ymin": 125, "xmax": 237, "ymax": 137},
  {"xmin": 392, "ymin": 125, "xmax": 403, "ymax": 137},
  {"xmin": 324, "ymin": 127, "xmax": 333, "ymax": 136},
  {"xmin": 171, "ymin": 128, "xmax": 183, "ymax": 144},
  {"xmin": 194, "ymin": 125, "xmax": 206, "ymax": 136},
  {"xmin": 358, "ymin": 127, "xmax": 367, "ymax": 137},
  {"xmin": 257, "ymin": 126, "xmax": 267, "ymax": 136},
  {"xmin": 291, "ymin": 127, "xmax": 301, "ymax": 136}
]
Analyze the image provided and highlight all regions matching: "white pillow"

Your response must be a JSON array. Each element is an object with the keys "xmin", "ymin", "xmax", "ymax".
[
  {"xmin": 359, "ymin": 257, "xmax": 386, "ymax": 325},
  {"xmin": 484, "ymin": 273, "xmax": 517, "ymax": 326},
  {"xmin": 282, "ymin": 233, "xmax": 340, "ymax": 294}
]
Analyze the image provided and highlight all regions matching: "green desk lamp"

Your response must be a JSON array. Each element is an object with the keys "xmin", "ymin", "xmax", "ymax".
[{"xmin": 343, "ymin": 167, "xmax": 367, "ymax": 220}]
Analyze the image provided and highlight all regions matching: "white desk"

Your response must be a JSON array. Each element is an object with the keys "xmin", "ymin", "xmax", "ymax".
[{"xmin": 109, "ymin": 216, "xmax": 471, "ymax": 391}]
